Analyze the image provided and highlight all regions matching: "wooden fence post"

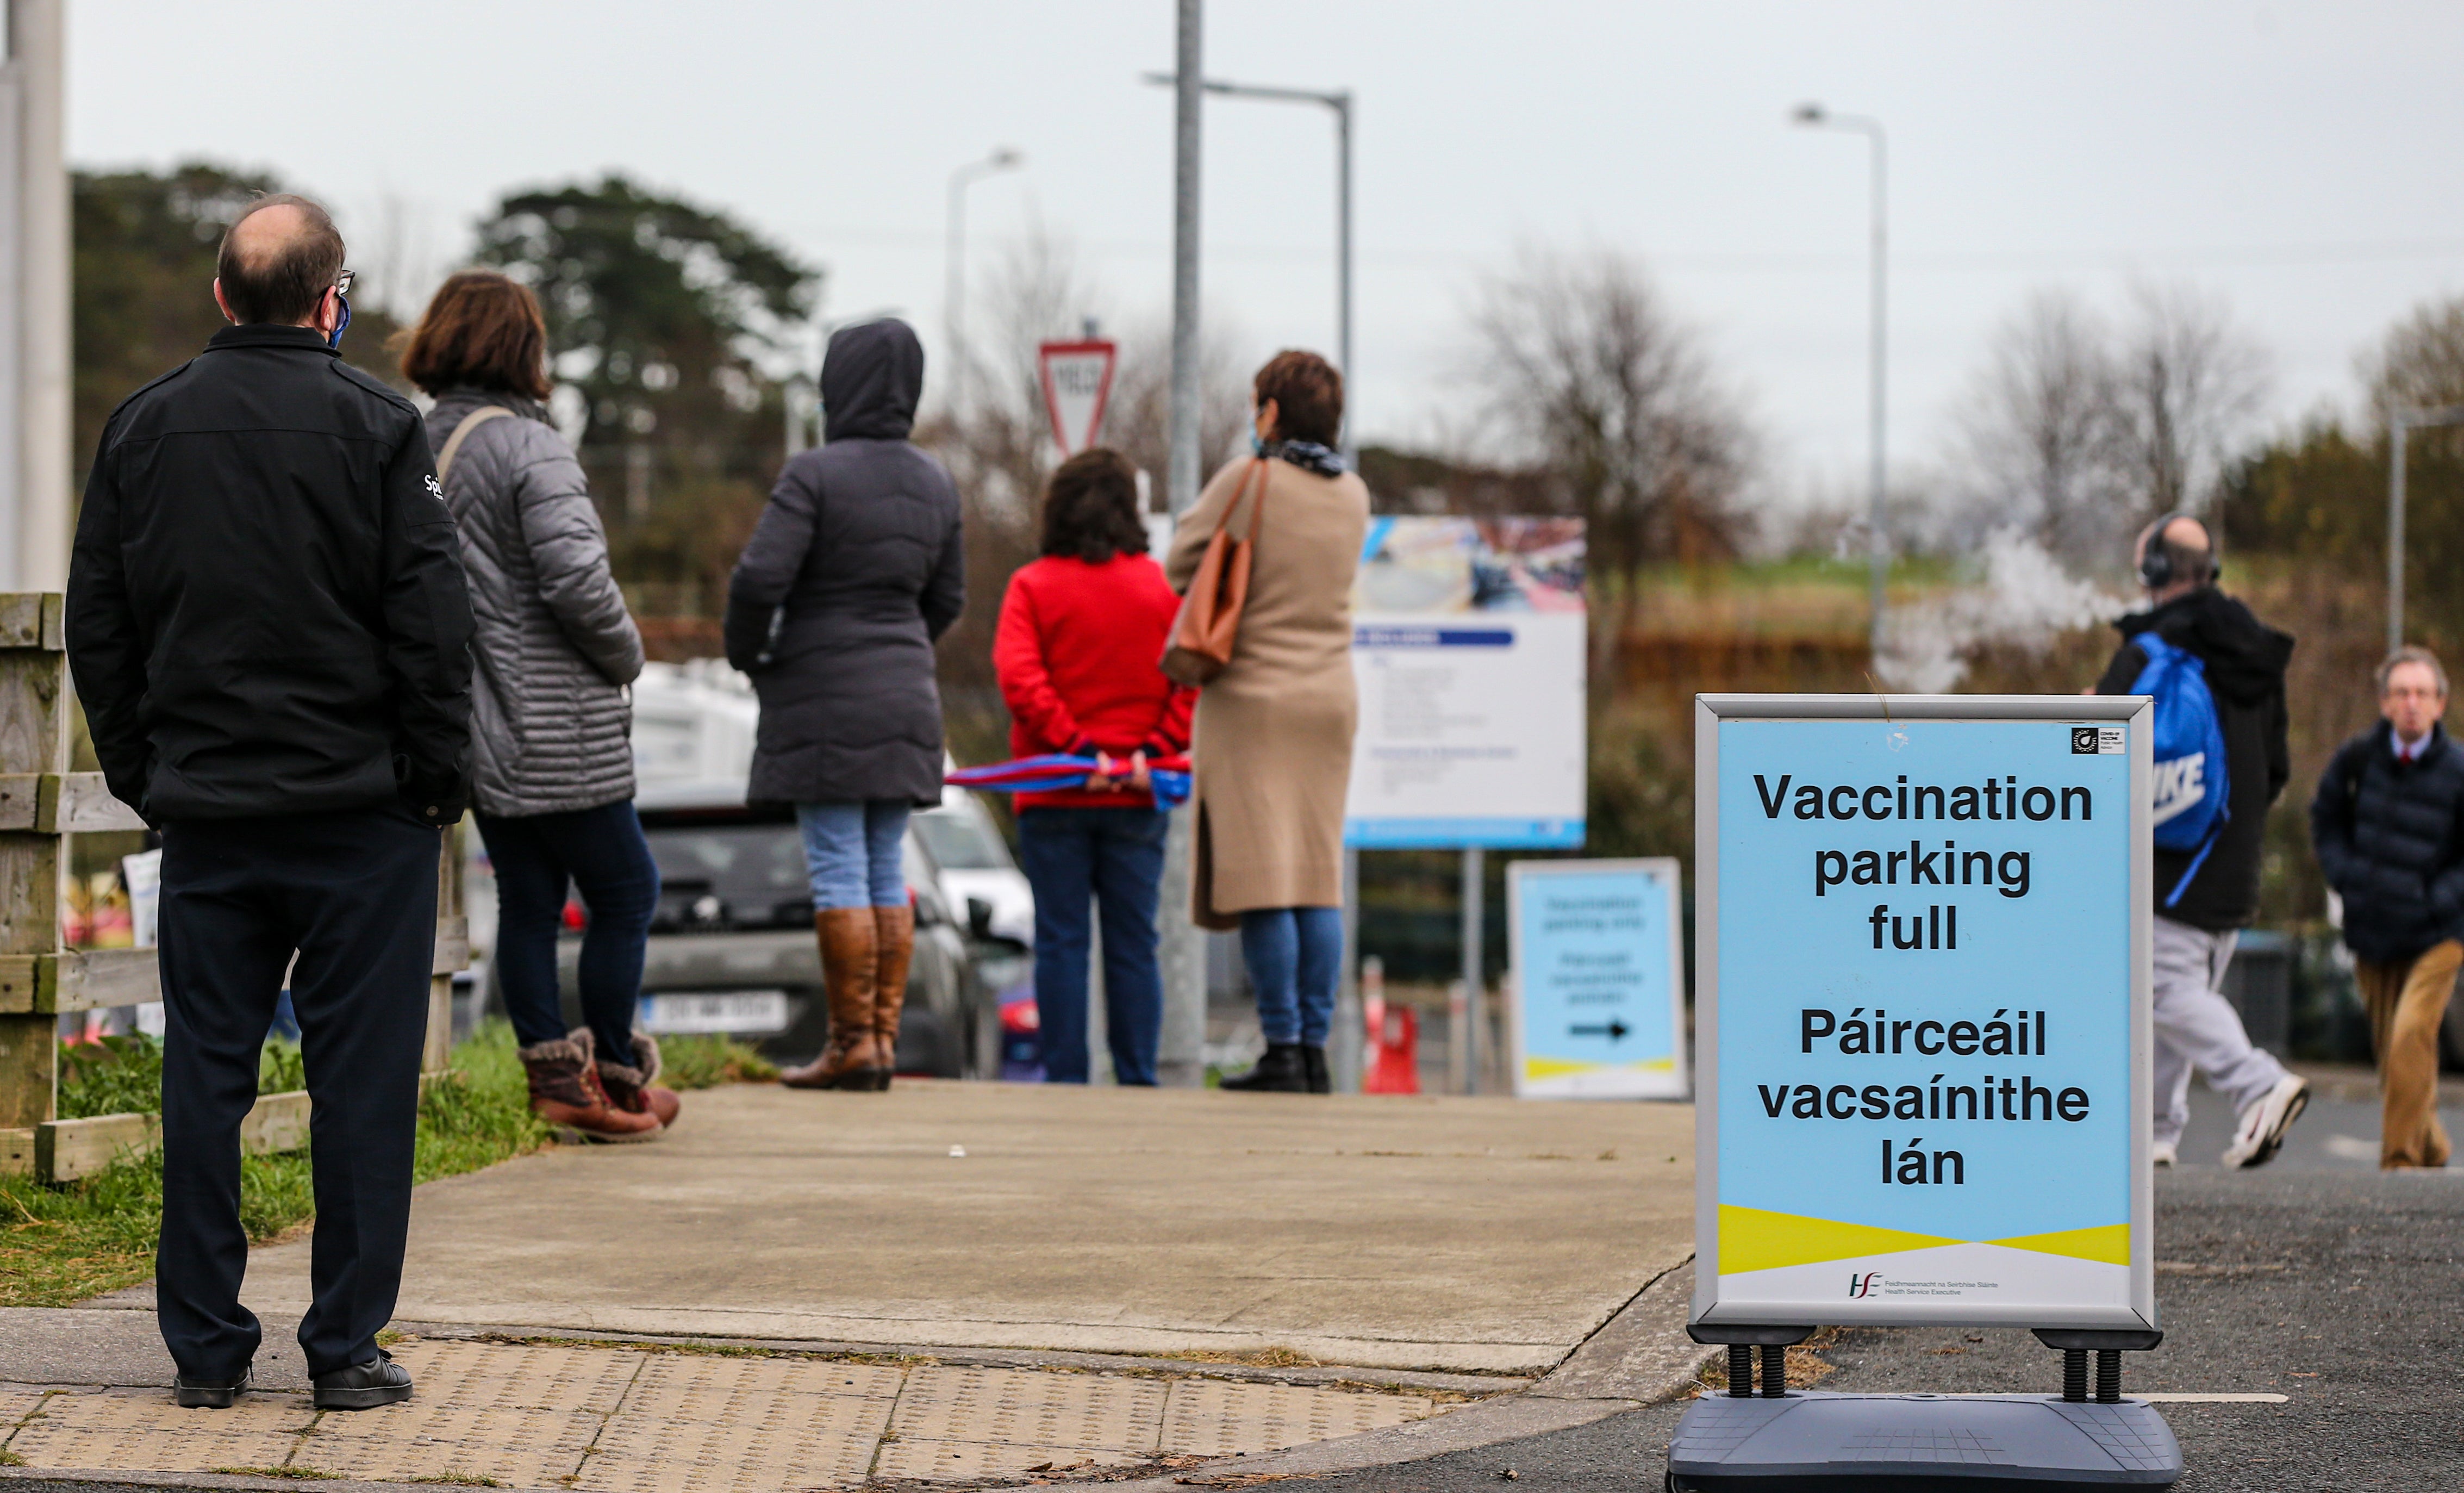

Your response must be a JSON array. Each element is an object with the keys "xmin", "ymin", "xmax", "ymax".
[
  {"xmin": 0, "ymin": 594, "xmax": 67, "ymax": 1166},
  {"xmin": 0, "ymin": 590, "xmax": 470, "ymax": 1179}
]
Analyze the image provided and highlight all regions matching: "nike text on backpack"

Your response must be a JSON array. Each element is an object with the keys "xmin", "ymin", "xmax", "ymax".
[{"xmin": 2131, "ymin": 633, "xmax": 2231, "ymax": 907}]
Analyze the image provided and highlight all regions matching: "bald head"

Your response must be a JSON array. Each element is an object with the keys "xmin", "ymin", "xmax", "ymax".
[
  {"xmin": 2135, "ymin": 514, "xmax": 2216, "ymax": 600},
  {"xmin": 214, "ymin": 194, "xmax": 344, "ymax": 327}
]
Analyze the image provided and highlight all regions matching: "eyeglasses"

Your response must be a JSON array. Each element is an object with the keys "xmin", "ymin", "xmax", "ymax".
[{"xmin": 333, "ymin": 270, "xmax": 355, "ymax": 297}]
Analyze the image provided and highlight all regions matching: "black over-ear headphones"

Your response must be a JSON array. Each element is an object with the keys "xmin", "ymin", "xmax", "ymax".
[{"xmin": 2138, "ymin": 512, "xmax": 2218, "ymax": 589}]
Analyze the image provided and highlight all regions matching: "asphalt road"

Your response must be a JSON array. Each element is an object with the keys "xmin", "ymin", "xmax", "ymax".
[{"xmin": 1312, "ymin": 1088, "xmax": 2464, "ymax": 1492}]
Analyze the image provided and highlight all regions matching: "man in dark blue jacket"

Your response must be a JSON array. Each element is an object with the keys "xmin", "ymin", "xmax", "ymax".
[
  {"xmin": 66, "ymin": 196, "xmax": 473, "ymax": 1410},
  {"xmin": 2310, "ymin": 646, "xmax": 2463, "ymax": 1169}
]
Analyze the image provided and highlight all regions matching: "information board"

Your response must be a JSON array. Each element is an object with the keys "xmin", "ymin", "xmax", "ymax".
[
  {"xmin": 1344, "ymin": 517, "xmax": 1585, "ymax": 849},
  {"xmin": 1693, "ymin": 695, "xmax": 2154, "ymax": 1331},
  {"xmin": 1506, "ymin": 859, "xmax": 1688, "ymax": 1099}
]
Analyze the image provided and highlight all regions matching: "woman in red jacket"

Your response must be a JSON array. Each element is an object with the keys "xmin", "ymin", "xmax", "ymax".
[{"xmin": 995, "ymin": 449, "xmax": 1195, "ymax": 1084}]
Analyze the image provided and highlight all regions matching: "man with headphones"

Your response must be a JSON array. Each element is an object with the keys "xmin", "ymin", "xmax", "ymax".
[{"xmin": 2094, "ymin": 513, "xmax": 2308, "ymax": 1168}]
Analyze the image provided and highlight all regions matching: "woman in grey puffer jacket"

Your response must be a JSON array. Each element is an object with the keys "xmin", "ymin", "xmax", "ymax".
[{"xmin": 401, "ymin": 270, "xmax": 672, "ymax": 1141}]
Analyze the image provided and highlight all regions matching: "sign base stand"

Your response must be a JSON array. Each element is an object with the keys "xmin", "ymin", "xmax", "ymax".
[{"xmin": 1665, "ymin": 1391, "xmax": 2182, "ymax": 1490}]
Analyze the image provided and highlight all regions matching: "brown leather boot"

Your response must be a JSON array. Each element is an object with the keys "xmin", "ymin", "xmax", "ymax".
[
  {"xmin": 870, "ymin": 903, "xmax": 916, "ymax": 1092},
  {"xmin": 597, "ymin": 1030, "xmax": 682, "ymax": 1129},
  {"xmin": 778, "ymin": 909, "xmax": 883, "ymax": 1090},
  {"xmin": 519, "ymin": 1032, "xmax": 663, "ymax": 1142}
]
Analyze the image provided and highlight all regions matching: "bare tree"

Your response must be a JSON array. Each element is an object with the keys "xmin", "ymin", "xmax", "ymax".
[
  {"xmin": 2107, "ymin": 281, "xmax": 2269, "ymax": 528},
  {"xmin": 1953, "ymin": 289, "xmax": 2128, "ymax": 568},
  {"xmin": 1463, "ymin": 244, "xmax": 1754, "ymax": 643},
  {"xmin": 1948, "ymin": 281, "xmax": 2267, "ymax": 573},
  {"xmin": 2362, "ymin": 294, "xmax": 2464, "ymax": 424}
]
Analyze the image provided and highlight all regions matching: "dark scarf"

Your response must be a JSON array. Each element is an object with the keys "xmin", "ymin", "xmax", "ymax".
[{"xmin": 1265, "ymin": 439, "xmax": 1345, "ymax": 477}]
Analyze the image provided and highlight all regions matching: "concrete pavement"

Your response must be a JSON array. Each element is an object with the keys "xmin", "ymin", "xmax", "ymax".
[{"xmin": 92, "ymin": 1082, "xmax": 1696, "ymax": 1376}]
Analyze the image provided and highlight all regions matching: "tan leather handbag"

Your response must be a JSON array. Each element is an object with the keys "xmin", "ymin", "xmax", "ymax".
[{"xmin": 1161, "ymin": 457, "xmax": 1270, "ymax": 687}]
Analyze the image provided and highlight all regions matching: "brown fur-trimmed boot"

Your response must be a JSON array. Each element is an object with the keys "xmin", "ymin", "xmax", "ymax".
[
  {"xmin": 519, "ymin": 1031, "xmax": 662, "ymax": 1142},
  {"xmin": 778, "ymin": 909, "xmax": 884, "ymax": 1090},
  {"xmin": 597, "ymin": 1030, "xmax": 682, "ymax": 1129},
  {"xmin": 869, "ymin": 903, "xmax": 916, "ymax": 1092}
]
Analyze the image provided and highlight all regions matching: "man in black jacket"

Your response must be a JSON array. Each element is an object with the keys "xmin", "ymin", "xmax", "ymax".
[
  {"xmin": 2094, "ymin": 515, "xmax": 2308, "ymax": 1168},
  {"xmin": 66, "ymin": 196, "xmax": 473, "ymax": 1411},
  {"xmin": 2310, "ymin": 646, "xmax": 2462, "ymax": 1169}
]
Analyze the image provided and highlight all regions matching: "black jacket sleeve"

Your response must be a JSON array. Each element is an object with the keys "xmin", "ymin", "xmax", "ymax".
[
  {"xmin": 2309, "ymin": 736, "xmax": 2369, "ymax": 896},
  {"xmin": 922, "ymin": 504, "xmax": 965, "ymax": 643},
  {"xmin": 64, "ymin": 432, "xmax": 153, "ymax": 818},
  {"xmin": 724, "ymin": 461, "xmax": 819, "ymax": 672},
  {"xmin": 377, "ymin": 418, "xmax": 476, "ymax": 817},
  {"xmin": 2092, "ymin": 640, "xmax": 2148, "ymax": 696}
]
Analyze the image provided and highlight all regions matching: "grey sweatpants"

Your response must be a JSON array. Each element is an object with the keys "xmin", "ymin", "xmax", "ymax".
[{"xmin": 2153, "ymin": 916, "xmax": 2291, "ymax": 1149}]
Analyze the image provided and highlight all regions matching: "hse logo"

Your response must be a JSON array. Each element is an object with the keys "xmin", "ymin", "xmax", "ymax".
[
  {"xmin": 2069, "ymin": 726, "xmax": 2125, "ymax": 755},
  {"xmin": 2150, "ymin": 751, "xmax": 2206, "ymax": 826},
  {"xmin": 1848, "ymin": 1272, "xmax": 1883, "ymax": 1299}
]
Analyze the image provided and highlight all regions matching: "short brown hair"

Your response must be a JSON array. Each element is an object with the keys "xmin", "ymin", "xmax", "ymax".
[
  {"xmin": 1252, "ymin": 350, "xmax": 1344, "ymax": 447},
  {"xmin": 397, "ymin": 271, "xmax": 554, "ymax": 400},
  {"xmin": 1040, "ymin": 449, "xmax": 1149, "ymax": 563},
  {"xmin": 216, "ymin": 194, "xmax": 345, "ymax": 325},
  {"xmin": 2377, "ymin": 645, "xmax": 2449, "ymax": 698}
]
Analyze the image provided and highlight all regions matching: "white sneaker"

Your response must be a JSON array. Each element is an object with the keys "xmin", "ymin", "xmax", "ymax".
[
  {"xmin": 2151, "ymin": 1141, "xmax": 2177, "ymax": 1168},
  {"xmin": 2222, "ymin": 1075, "xmax": 2310, "ymax": 1169}
]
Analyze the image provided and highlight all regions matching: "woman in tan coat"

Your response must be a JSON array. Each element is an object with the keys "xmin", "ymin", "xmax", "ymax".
[{"xmin": 1166, "ymin": 351, "xmax": 1369, "ymax": 1093}]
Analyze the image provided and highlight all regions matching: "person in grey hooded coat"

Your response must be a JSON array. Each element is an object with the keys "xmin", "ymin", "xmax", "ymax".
[
  {"xmin": 725, "ymin": 318, "xmax": 964, "ymax": 1091},
  {"xmin": 401, "ymin": 270, "xmax": 671, "ymax": 1140}
]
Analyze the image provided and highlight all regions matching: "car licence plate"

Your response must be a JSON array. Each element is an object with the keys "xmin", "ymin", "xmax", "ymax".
[{"xmin": 640, "ymin": 990, "xmax": 789, "ymax": 1035}]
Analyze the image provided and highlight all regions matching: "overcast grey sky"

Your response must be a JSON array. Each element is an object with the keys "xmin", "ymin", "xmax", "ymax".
[{"xmin": 67, "ymin": 1, "xmax": 2464, "ymax": 511}]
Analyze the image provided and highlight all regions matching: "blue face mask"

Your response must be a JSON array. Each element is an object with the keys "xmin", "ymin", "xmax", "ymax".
[
  {"xmin": 1250, "ymin": 430, "xmax": 1269, "ymax": 457},
  {"xmin": 327, "ymin": 291, "xmax": 352, "ymax": 351}
]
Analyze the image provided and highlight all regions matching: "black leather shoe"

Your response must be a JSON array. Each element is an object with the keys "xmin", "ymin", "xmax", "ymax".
[
  {"xmin": 173, "ymin": 1364, "xmax": 252, "ymax": 1409},
  {"xmin": 313, "ymin": 1348, "xmax": 413, "ymax": 1410},
  {"xmin": 1220, "ymin": 1042, "xmax": 1310, "ymax": 1092},
  {"xmin": 1301, "ymin": 1044, "xmax": 1331, "ymax": 1094}
]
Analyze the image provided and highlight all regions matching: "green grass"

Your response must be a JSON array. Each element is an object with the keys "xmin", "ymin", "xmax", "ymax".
[{"xmin": 0, "ymin": 1020, "xmax": 772, "ymax": 1309}]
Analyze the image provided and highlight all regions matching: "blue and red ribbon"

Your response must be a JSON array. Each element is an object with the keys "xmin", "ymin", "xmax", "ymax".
[{"xmin": 947, "ymin": 753, "xmax": 1192, "ymax": 811}]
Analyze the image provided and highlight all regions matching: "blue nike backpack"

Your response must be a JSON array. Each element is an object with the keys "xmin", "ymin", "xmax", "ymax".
[{"xmin": 2130, "ymin": 632, "xmax": 2231, "ymax": 906}]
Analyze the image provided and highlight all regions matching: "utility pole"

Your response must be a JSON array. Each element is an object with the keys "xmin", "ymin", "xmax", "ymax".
[
  {"xmin": 1154, "ymin": 0, "xmax": 1208, "ymax": 1087},
  {"xmin": 944, "ymin": 148, "xmax": 1023, "ymax": 421},
  {"xmin": 0, "ymin": 0, "xmax": 68, "ymax": 590},
  {"xmin": 1794, "ymin": 104, "xmax": 1888, "ymax": 661},
  {"xmin": 2386, "ymin": 406, "xmax": 2464, "ymax": 653}
]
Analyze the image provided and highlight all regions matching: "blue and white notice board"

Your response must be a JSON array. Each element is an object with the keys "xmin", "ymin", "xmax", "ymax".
[
  {"xmin": 1506, "ymin": 859, "xmax": 1688, "ymax": 1099},
  {"xmin": 1693, "ymin": 695, "xmax": 2156, "ymax": 1330},
  {"xmin": 1344, "ymin": 518, "xmax": 1585, "ymax": 849}
]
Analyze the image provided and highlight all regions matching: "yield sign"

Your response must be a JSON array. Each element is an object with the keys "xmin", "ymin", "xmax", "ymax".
[{"xmin": 1038, "ymin": 339, "xmax": 1118, "ymax": 456}]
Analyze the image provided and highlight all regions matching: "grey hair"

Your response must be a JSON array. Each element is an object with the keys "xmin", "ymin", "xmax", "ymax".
[{"xmin": 2376, "ymin": 645, "xmax": 2449, "ymax": 698}]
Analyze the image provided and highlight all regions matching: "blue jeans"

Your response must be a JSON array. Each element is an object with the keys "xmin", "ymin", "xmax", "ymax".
[
  {"xmin": 1018, "ymin": 807, "xmax": 1170, "ymax": 1085},
  {"xmin": 479, "ymin": 801, "xmax": 661, "ymax": 1060},
  {"xmin": 1241, "ymin": 906, "xmax": 1343, "ymax": 1046},
  {"xmin": 797, "ymin": 801, "xmax": 911, "ymax": 909}
]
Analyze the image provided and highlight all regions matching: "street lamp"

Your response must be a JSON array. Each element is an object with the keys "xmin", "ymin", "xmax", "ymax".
[
  {"xmin": 1144, "ymin": 71, "xmax": 1355, "ymax": 456},
  {"xmin": 2387, "ymin": 405, "xmax": 2464, "ymax": 652},
  {"xmin": 1794, "ymin": 102, "xmax": 1889, "ymax": 661},
  {"xmin": 945, "ymin": 147, "xmax": 1024, "ymax": 417}
]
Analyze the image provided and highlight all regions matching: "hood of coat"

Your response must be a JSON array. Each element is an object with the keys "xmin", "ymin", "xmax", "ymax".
[
  {"xmin": 2116, "ymin": 586, "xmax": 2294, "ymax": 706},
  {"xmin": 821, "ymin": 319, "xmax": 925, "ymax": 442}
]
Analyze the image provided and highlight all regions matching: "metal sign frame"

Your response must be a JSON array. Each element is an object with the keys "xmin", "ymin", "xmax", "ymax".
[
  {"xmin": 1505, "ymin": 857, "xmax": 1690, "ymax": 1100},
  {"xmin": 1036, "ymin": 338, "xmax": 1118, "ymax": 456},
  {"xmin": 1692, "ymin": 693, "xmax": 2155, "ymax": 1332}
]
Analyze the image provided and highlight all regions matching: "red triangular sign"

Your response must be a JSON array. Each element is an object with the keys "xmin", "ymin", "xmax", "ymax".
[{"xmin": 1038, "ymin": 339, "xmax": 1118, "ymax": 457}]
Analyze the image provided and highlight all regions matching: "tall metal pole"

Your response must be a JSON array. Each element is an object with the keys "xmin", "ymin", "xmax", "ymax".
[
  {"xmin": 1461, "ymin": 848, "xmax": 1484, "ymax": 1096},
  {"xmin": 944, "ymin": 150, "xmax": 1022, "ymax": 422},
  {"xmin": 0, "ymin": 0, "xmax": 67, "ymax": 590},
  {"xmin": 1793, "ymin": 105, "xmax": 1888, "ymax": 660},
  {"xmin": 1155, "ymin": 0, "xmax": 1209, "ymax": 1088},
  {"xmin": 2386, "ymin": 406, "xmax": 2464, "ymax": 655},
  {"xmin": 1864, "ymin": 126, "xmax": 1888, "ymax": 662},
  {"xmin": 2391, "ymin": 415, "xmax": 2409, "ymax": 656},
  {"xmin": 1334, "ymin": 92, "xmax": 1353, "ymax": 450},
  {"xmin": 1167, "ymin": 4, "xmax": 1205, "ymax": 516}
]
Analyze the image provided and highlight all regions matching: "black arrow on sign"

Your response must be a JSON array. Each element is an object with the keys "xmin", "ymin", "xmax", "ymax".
[{"xmin": 1570, "ymin": 1019, "xmax": 1630, "ymax": 1041}]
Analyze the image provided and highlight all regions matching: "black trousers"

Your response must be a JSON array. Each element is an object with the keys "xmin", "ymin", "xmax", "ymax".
[{"xmin": 155, "ymin": 806, "xmax": 440, "ymax": 1380}]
